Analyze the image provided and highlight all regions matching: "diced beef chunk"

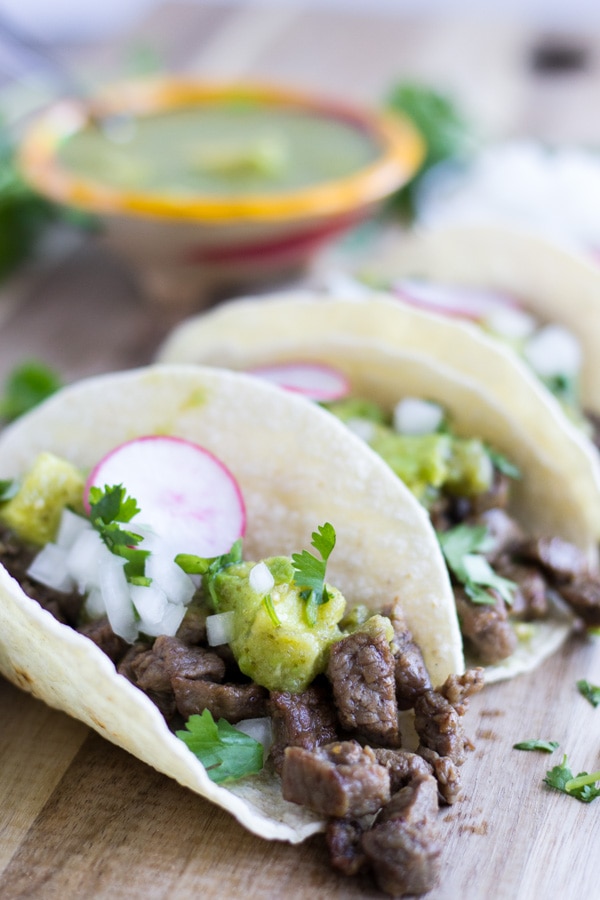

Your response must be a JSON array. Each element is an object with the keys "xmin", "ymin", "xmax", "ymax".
[
  {"xmin": 268, "ymin": 683, "xmax": 338, "ymax": 775},
  {"xmin": 513, "ymin": 536, "xmax": 590, "ymax": 584},
  {"xmin": 469, "ymin": 508, "xmax": 524, "ymax": 563},
  {"xmin": 117, "ymin": 642, "xmax": 177, "ymax": 721},
  {"xmin": 438, "ymin": 668, "xmax": 484, "ymax": 715},
  {"xmin": 384, "ymin": 603, "xmax": 431, "ymax": 710},
  {"xmin": 77, "ymin": 616, "xmax": 129, "ymax": 663},
  {"xmin": 418, "ymin": 747, "xmax": 462, "ymax": 805},
  {"xmin": 326, "ymin": 819, "xmax": 368, "ymax": 877},
  {"xmin": 129, "ymin": 635, "xmax": 226, "ymax": 694},
  {"xmin": 282, "ymin": 741, "xmax": 390, "ymax": 818},
  {"xmin": 451, "ymin": 471, "xmax": 511, "ymax": 521},
  {"xmin": 494, "ymin": 557, "xmax": 549, "ymax": 619},
  {"xmin": 454, "ymin": 586, "xmax": 516, "ymax": 665},
  {"xmin": 361, "ymin": 775, "xmax": 442, "ymax": 898},
  {"xmin": 175, "ymin": 599, "xmax": 208, "ymax": 645},
  {"xmin": 414, "ymin": 689, "xmax": 471, "ymax": 766},
  {"xmin": 371, "ymin": 748, "xmax": 432, "ymax": 793},
  {"xmin": 559, "ymin": 577, "xmax": 600, "ymax": 627},
  {"xmin": 327, "ymin": 622, "xmax": 399, "ymax": 746},
  {"xmin": 172, "ymin": 677, "xmax": 268, "ymax": 723}
]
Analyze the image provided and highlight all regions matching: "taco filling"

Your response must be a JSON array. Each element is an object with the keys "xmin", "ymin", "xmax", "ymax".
[
  {"xmin": 320, "ymin": 392, "xmax": 600, "ymax": 670},
  {"xmin": 0, "ymin": 433, "xmax": 481, "ymax": 898}
]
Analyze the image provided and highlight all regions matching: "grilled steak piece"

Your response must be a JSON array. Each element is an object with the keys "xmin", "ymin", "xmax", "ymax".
[
  {"xmin": 513, "ymin": 536, "xmax": 590, "ymax": 584},
  {"xmin": 414, "ymin": 688, "xmax": 472, "ymax": 766},
  {"xmin": 372, "ymin": 748, "xmax": 433, "ymax": 793},
  {"xmin": 559, "ymin": 577, "xmax": 600, "ymax": 627},
  {"xmin": 281, "ymin": 741, "xmax": 390, "ymax": 818},
  {"xmin": 494, "ymin": 557, "xmax": 549, "ymax": 619},
  {"xmin": 361, "ymin": 775, "xmax": 442, "ymax": 897},
  {"xmin": 172, "ymin": 677, "xmax": 268, "ymax": 723},
  {"xmin": 418, "ymin": 747, "xmax": 462, "ymax": 805},
  {"xmin": 77, "ymin": 616, "xmax": 129, "ymax": 663},
  {"xmin": 132, "ymin": 635, "xmax": 226, "ymax": 693},
  {"xmin": 175, "ymin": 598, "xmax": 208, "ymax": 645},
  {"xmin": 117, "ymin": 642, "xmax": 177, "ymax": 721},
  {"xmin": 327, "ymin": 620, "xmax": 400, "ymax": 746},
  {"xmin": 469, "ymin": 508, "xmax": 524, "ymax": 563},
  {"xmin": 385, "ymin": 604, "xmax": 431, "ymax": 710},
  {"xmin": 438, "ymin": 669, "xmax": 485, "ymax": 715},
  {"xmin": 454, "ymin": 586, "xmax": 517, "ymax": 665},
  {"xmin": 268, "ymin": 683, "xmax": 338, "ymax": 775},
  {"xmin": 326, "ymin": 819, "xmax": 368, "ymax": 877}
]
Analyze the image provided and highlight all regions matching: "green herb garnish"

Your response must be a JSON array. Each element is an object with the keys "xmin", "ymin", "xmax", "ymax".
[
  {"xmin": 0, "ymin": 360, "xmax": 62, "ymax": 422},
  {"xmin": 176, "ymin": 709, "xmax": 264, "ymax": 784},
  {"xmin": 487, "ymin": 447, "xmax": 522, "ymax": 480},
  {"xmin": 577, "ymin": 679, "xmax": 600, "ymax": 708},
  {"xmin": 88, "ymin": 484, "xmax": 150, "ymax": 584},
  {"xmin": 544, "ymin": 755, "xmax": 600, "ymax": 802},
  {"xmin": 438, "ymin": 523, "xmax": 517, "ymax": 606},
  {"xmin": 0, "ymin": 478, "xmax": 18, "ymax": 501},
  {"xmin": 292, "ymin": 522, "xmax": 336, "ymax": 626},
  {"xmin": 513, "ymin": 740, "xmax": 559, "ymax": 753},
  {"xmin": 176, "ymin": 539, "xmax": 243, "ymax": 609}
]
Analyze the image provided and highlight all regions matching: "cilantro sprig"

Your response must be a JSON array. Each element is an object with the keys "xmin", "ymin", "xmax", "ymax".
[
  {"xmin": 544, "ymin": 755, "xmax": 600, "ymax": 803},
  {"xmin": 438, "ymin": 523, "xmax": 517, "ymax": 606},
  {"xmin": 0, "ymin": 360, "xmax": 62, "ymax": 423},
  {"xmin": 176, "ymin": 709, "xmax": 264, "ymax": 783},
  {"xmin": 88, "ymin": 484, "xmax": 150, "ymax": 584},
  {"xmin": 291, "ymin": 522, "xmax": 336, "ymax": 626},
  {"xmin": 0, "ymin": 478, "xmax": 18, "ymax": 502},
  {"xmin": 577, "ymin": 679, "xmax": 600, "ymax": 708}
]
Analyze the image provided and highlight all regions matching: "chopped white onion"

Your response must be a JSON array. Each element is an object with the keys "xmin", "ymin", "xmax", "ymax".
[
  {"xmin": 235, "ymin": 717, "xmax": 273, "ymax": 754},
  {"xmin": 524, "ymin": 324, "xmax": 582, "ymax": 378},
  {"xmin": 84, "ymin": 587, "xmax": 106, "ymax": 619},
  {"xmin": 249, "ymin": 561, "xmax": 274, "ymax": 595},
  {"xmin": 484, "ymin": 306, "xmax": 537, "ymax": 341},
  {"xmin": 346, "ymin": 418, "xmax": 376, "ymax": 443},
  {"xmin": 145, "ymin": 550, "xmax": 195, "ymax": 606},
  {"xmin": 131, "ymin": 583, "xmax": 186, "ymax": 637},
  {"xmin": 27, "ymin": 542, "xmax": 75, "ymax": 593},
  {"xmin": 55, "ymin": 508, "xmax": 92, "ymax": 550},
  {"xmin": 206, "ymin": 610, "xmax": 236, "ymax": 646},
  {"xmin": 393, "ymin": 398, "xmax": 444, "ymax": 435},
  {"xmin": 66, "ymin": 528, "xmax": 105, "ymax": 594},
  {"xmin": 98, "ymin": 548, "xmax": 138, "ymax": 643}
]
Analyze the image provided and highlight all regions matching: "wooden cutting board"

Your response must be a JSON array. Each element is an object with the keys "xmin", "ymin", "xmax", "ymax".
[{"xmin": 1, "ymin": 631, "xmax": 599, "ymax": 900}]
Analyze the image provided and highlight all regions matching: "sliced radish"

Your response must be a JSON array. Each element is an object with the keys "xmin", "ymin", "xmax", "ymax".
[
  {"xmin": 85, "ymin": 436, "xmax": 246, "ymax": 558},
  {"xmin": 247, "ymin": 361, "xmax": 350, "ymax": 402},
  {"xmin": 393, "ymin": 278, "xmax": 521, "ymax": 322},
  {"xmin": 393, "ymin": 397, "xmax": 444, "ymax": 435}
]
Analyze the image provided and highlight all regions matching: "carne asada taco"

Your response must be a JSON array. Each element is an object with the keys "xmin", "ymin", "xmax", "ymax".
[
  {"xmin": 0, "ymin": 362, "xmax": 468, "ymax": 865},
  {"xmin": 357, "ymin": 221, "xmax": 600, "ymax": 439},
  {"xmin": 157, "ymin": 294, "xmax": 600, "ymax": 682}
]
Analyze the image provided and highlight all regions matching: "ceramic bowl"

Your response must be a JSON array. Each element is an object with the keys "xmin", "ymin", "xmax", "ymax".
[{"xmin": 18, "ymin": 78, "xmax": 424, "ymax": 306}]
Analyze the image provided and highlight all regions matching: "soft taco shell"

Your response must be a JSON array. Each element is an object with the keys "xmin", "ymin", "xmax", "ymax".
[
  {"xmin": 361, "ymin": 221, "xmax": 600, "ymax": 415},
  {"xmin": 0, "ymin": 363, "xmax": 462, "ymax": 842},
  {"xmin": 156, "ymin": 294, "xmax": 600, "ymax": 679}
]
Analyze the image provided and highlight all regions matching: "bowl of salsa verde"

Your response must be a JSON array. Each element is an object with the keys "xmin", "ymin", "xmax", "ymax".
[{"xmin": 18, "ymin": 78, "xmax": 424, "ymax": 304}]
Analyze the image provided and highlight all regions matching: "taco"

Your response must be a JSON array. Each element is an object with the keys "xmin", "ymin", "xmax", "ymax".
[
  {"xmin": 157, "ymin": 293, "xmax": 600, "ymax": 682},
  {"xmin": 0, "ymin": 363, "xmax": 478, "ymax": 895},
  {"xmin": 356, "ymin": 221, "xmax": 600, "ymax": 440}
]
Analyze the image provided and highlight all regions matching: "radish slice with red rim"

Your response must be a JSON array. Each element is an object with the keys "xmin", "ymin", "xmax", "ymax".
[
  {"xmin": 85, "ymin": 436, "xmax": 246, "ymax": 558},
  {"xmin": 392, "ymin": 278, "xmax": 522, "ymax": 321},
  {"xmin": 247, "ymin": 361, "xmax": 350, "ymax": 401}
]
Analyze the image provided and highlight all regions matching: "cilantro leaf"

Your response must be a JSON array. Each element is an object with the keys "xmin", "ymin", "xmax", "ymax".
[
  {"xmin": 544, "ymin": 755, "xmax": 600, "ymax": 802},
  {"xmin": 176, "ymin": 709, "xmax": 264, "ymax": 783},
  {"xmin": 577, "ymin": 679, "xmax": 600, "ymax": 708},
  {"xmin": 0, "ymin": 360, "xmax": 62, "ymax": 422},
  {"xmin": 88, "ymin": 484, "xmax": 149, "ymax": 583},
  {"xmin": 0, "ymin": 478, "xmax": 18, "ymax": 502},
  {"xmin": 291, "ymin": 522, "xmax": 336, "ymax": 626},
  {"xmin": 438, "ymin": 524, "xmax": 517, "ymax": 606},
  {"xmin": 486, "ymin": 447, "xmax": 521, "ymax": 480},
  {"xmin": 513, "ymin": 739, "xmax": 559, "ymax": 753}
]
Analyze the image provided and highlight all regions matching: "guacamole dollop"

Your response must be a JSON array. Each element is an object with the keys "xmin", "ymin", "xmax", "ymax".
[
  {"xmin": 325, "ymin": 397, "xmax": 494, "ymax": 505},
  {"xmin": 212, "ymin": 556, "xmax": 346, "ymax": 692}
]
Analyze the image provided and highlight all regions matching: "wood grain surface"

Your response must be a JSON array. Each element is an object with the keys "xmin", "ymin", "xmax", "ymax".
[{"xmin": 2, "ymin": 4, "xmax": 600, "ymax": 898}]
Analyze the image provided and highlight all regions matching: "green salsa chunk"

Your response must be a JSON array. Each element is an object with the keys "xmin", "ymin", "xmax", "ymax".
[{"xmin": 212, "ymin": 556, "xmax": 346, "ymax": 692}]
